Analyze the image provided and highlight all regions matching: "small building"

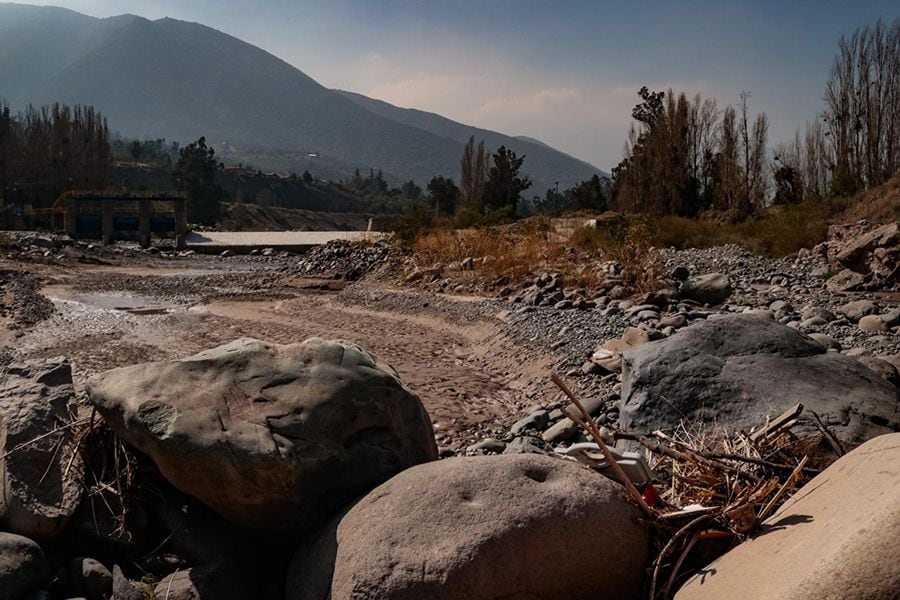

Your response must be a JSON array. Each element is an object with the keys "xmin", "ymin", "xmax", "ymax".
[{"xmin": 54, "ymin": 191, "xmax": 188, "ymax": 248}]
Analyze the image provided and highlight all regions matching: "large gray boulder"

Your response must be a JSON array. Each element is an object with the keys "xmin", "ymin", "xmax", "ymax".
[
  {"xmin": 287, "ymin": 454, "xmax": 648, "ymax": 600},
  {"xmin": 0, "ymin": 532, "xmax": 50, "ymax": 600},
  {"xmin": 86, "ymin": 338, "xmax": 438, "ymax": 541},
  {"xmin": 0, "ymin": 359, "xmax": 84, "ymax": 541},
  {"xmin": 621, "ymin": 315, "xmax": 900, "ymax": 447},
  {"xmin": 679, "ymin": 273, "xmax": 732, "ymax": 306},
  {"xmin": 676, "ymin": 433, "xmax": 900, "ymax": 600}
]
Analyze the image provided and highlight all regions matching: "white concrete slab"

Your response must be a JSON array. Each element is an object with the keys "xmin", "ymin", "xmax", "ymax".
[{"xmin": 185, "ymin": 230, "xmax": 382, "ymax": 253}]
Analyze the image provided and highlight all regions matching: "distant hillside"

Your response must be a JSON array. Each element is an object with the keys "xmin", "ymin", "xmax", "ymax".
[
  {"xmin": 0, "ymin": 3, "xmax": 605, "ymax": 194},
  {"xmin": 337, "ymin": 91, "xmax": 603, "ymax": 191}
]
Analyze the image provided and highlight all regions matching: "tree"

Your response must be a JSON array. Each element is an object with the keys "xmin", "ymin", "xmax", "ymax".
[
  {"xmin": 569, "ymin": 175, "xmax": 609, "ymax": 211},
  {"xmin": 824, "ymin": 19, "xmax": 900, "ymax": 191},
  {"xmin": 130, "ymin": 140, "xmax": 143, "ymax": 165},
  {"xmin": 401, "ymin": 179, "xmax": 422, "ymax": 200},
  {"xmin": 459, "ymin": 136, "xmax": 488, "ymax": 211},
  {"xmin": 173, "ymin": 136, "xmax": 223, "ymax": 225},
  {"xmin": 427, "ymin": 176, "xmax": 459, "ymax": 216},
  {"xmin": 483, "ymin": 146, "xmax": 531, "ymax": 214},
  {"xmin": 302, "ymin": 170, "xmax": 314, "ymax": 185}
]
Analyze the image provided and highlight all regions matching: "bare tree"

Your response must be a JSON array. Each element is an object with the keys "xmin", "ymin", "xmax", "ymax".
[
  {"xmin": 824, "ymin": 19, "xmax": 900, "ymax": 191},
  {"xmin": 459, "ymin": 136, "xmax": 487, "ymax": 212}
]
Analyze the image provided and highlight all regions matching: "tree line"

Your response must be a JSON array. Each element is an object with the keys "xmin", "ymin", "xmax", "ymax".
[
  {"xmin": 612, "ymin": 18, "xmax": 900, "ymax": 218},
  {"xmin": 0, "ymin": 102, "xmax": 111, "ymax": 208}
]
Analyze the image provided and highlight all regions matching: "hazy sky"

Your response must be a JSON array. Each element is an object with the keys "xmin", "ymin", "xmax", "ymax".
[{"xmin": 11, "ymin": 1, "xmax": 900, "ymax": 169}]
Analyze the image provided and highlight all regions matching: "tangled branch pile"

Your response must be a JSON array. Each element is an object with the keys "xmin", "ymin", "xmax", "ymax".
[{"xmin": 553, "ymin": 374, "xmax": 840, "ymax": 600}]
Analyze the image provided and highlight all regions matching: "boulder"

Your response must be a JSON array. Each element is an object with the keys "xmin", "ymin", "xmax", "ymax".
[
  {"xmin": 825, "ymin": 269, "xmax": 866, "ymax": 292},
  {"xmin": 858, "ymin": 357, "xmax": 900, "ymax": 388},
  {"xmin": 0, "ymin": 532, "xmax": 50, "ymax": 600},
  {"xmin": 833, "ymin": 221, "xmax": 899, "ymax": 272},
  {"xmin": 86, "ymin": 338, "xmax": 438, "ymax": 541},
  {"xmin": 620, "ymin": 315, "xmax": 900, "ymax": 447},
  {"xmin": 807, "ymin": 333, "xmax": 841, "ymax": 351},
  {"xmin": 153, "ymin": 562, "xmax": 265, "ymax": 600},
  {"xmin": 679, "ymin": 273, "xmax": 732, "ymax": 306},
  {"xmin": 676, "ymin": 433, "xmax": 900, "ymax": 600},
  {"xmin": 502, "ymin": 436, "xmax": 547, "ymax": 455},
  {"xmin": 286, "ymin": 454, "xmax": 648, "ymax": 600},
  {"xmin": 858, "ymin": 314, "xmax": 888, "ymax": 332},
  {"xmin": 69, "ymin": 557, "xmax": 112, "ymax": 600},
  {"xmin": 111, "ymin": 565, "xmax": 148, "ymax": 600},
  {"xmin": 837, "ymin": 299, "xmax": 878, "ymax": 322},
  {"xmin": 0, "ymin": 359, "xmax": 84, "ymax": 541},
  {"xmin": 800, "ymin": 307, "xmax": 836, "ymax": 322}
]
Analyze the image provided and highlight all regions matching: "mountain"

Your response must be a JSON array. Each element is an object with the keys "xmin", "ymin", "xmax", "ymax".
[
  {"xmin": 337, "ymin": 91, "xmax": 602, "ymax": 190},
  {"xmin": 0, "ymin": 3, "xmax": 605, "ymax": 192}
]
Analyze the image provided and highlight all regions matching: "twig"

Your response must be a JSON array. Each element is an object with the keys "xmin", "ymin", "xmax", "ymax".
[
  {"xmin": 662, "ymin": 533, "xmax": 699, "ymax": 600},
  {"xmin": 551, "ymin": 373, "xmax": 656, "ymax": 519},
  {"xmin": 758, "ymin": 455, "xmax": 808, "ymax": 522},
  {"xmin": 805, "ymin": 411, "xmax": 845, "ymax": 457},
  {"xmin": 0, "ymin": 416, "xmax": 91, "ymax": 461},
  {"xmin": 707, "ymin": 452, "xmax": 821, "ymax": 474},
  {"xmin": 650, "ymin": 513, "xmax": 717, "ymax": 599}
]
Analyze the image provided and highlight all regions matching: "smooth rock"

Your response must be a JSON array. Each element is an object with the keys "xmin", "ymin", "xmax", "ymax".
[
  {"xmin": 807, "ymin": 333, "xmax": 841, "ymax": 351},
  {"xmin": 510, "ymin": 410, "xmax": 550, "ymax": 435},
  {"xmin": 679, "ymin": 273, "xmax": 732, "ymax": 306},
  {"xmin": 621, "ymin": 315, "xmax": 900, "ymax": 447},
  {"xmin": 658, "ymin": 314, "xmax": 688, "ymax": 329},
  {"xmin": 0, "ymin": 359, "xmax": 84, "ymax": 541},
  {"xmin": 837, "ymin": 299, "xmax": 877, "ymax": 322},
  {"xmin": 825, "ymin": 269, "xmax": 866, "ymax": 292},
  {"xmin": 858, "ymin": 357, "xmax": 900, "ymax": 387},
  {"xmin": 800, "ymin": 307, "xmax": 836, "ymax": 322},
  {"xmin": 563, "ymin": 396, "xmax": 605, "ymax": 421},
  {"xmin": 467, "ymin": 438, "xmax": 506, "ymax": 454},
  {"xmin": 287, "ymin": 455, "xmax": 648, "ymax": 600},
  {"xmin": 676, "ymin": 433, "xmax": 900, "ymax": 600},
  {"xmin": 858, "ymin": 314, "xmax": 887, "ymax": 332},
  {"xmin": 541, "ymin": 418, "xmax": 578, "ymax": 444},
  {"xmin": 0, "ymin": 532, "xmax": 50, "ymax": 600},
  {"xmin": 69, "ymin": 558, "xmax": 111, "ymax": 600},
  {"xmin": 86, "ymin": 338, "xmax": 438, "ymax": 541},
  {"xmin": 502, "ymin": 436, "xmax": 547, "ymax": 455}
]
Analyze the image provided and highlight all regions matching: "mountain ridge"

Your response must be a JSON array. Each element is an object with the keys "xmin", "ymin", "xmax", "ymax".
[{"xmin": 0, "ymin": 3, "xmax": 605, "ymax": 192}]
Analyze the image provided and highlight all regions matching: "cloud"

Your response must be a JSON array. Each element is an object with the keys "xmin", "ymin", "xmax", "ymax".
[{"xmin": 350, "ymin": 56, "xmax": 728, "ymax": 170}]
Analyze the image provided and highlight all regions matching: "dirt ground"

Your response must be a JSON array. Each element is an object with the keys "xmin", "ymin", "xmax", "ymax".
[{"xmin": 2, "ymin": 254, "xmax": 559, "ymax": 449}]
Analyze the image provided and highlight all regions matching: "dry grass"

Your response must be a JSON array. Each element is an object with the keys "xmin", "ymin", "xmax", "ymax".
[
  {"xmin": 649, "ymin": 203, "xmax": 835, "ymax": 258},
  {"xmin": 409, "ymin": 216, "xmax": 669, "ymax": 294},
  {"xmin": 411, "ymin": 217, "xmax": 603, "ymax": 290},
  {"xmin": 841, "ymin": 173, "xmax": 900, "ymax": 224}
]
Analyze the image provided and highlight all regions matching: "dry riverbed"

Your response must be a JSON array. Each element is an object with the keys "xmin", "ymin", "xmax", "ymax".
[{"xmin": 2, "ymin": 253, "xmax": 577, "ymax": 450}]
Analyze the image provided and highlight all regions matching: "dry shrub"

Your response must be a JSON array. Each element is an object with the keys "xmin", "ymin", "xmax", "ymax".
[
  {"xmin": 839, "ymin": 173, "xmax": 900, "ymax": 224},
  {"xmin": 650, "ymin": 201, "xmax": 835, "ymax": 258},
  {"xmin": 566, "ymin": 219, "xmax": 667, "ymax": 293},
  {"xmin": 412, "ymin": 217, "xmax": 575, "ymax": 284},
  {"xmin": 0, "ymin": 233, "xmax": 16, "ymax": 249}
]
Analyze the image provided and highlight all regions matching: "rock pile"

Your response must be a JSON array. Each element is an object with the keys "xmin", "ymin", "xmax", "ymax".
[
  {"xmin": 294, "ymin": 239, "xmax": 394, "ymax": 280},
  {"xmin": 822, "ymin": 221, "xmax": 899, "ymax": 291}
]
